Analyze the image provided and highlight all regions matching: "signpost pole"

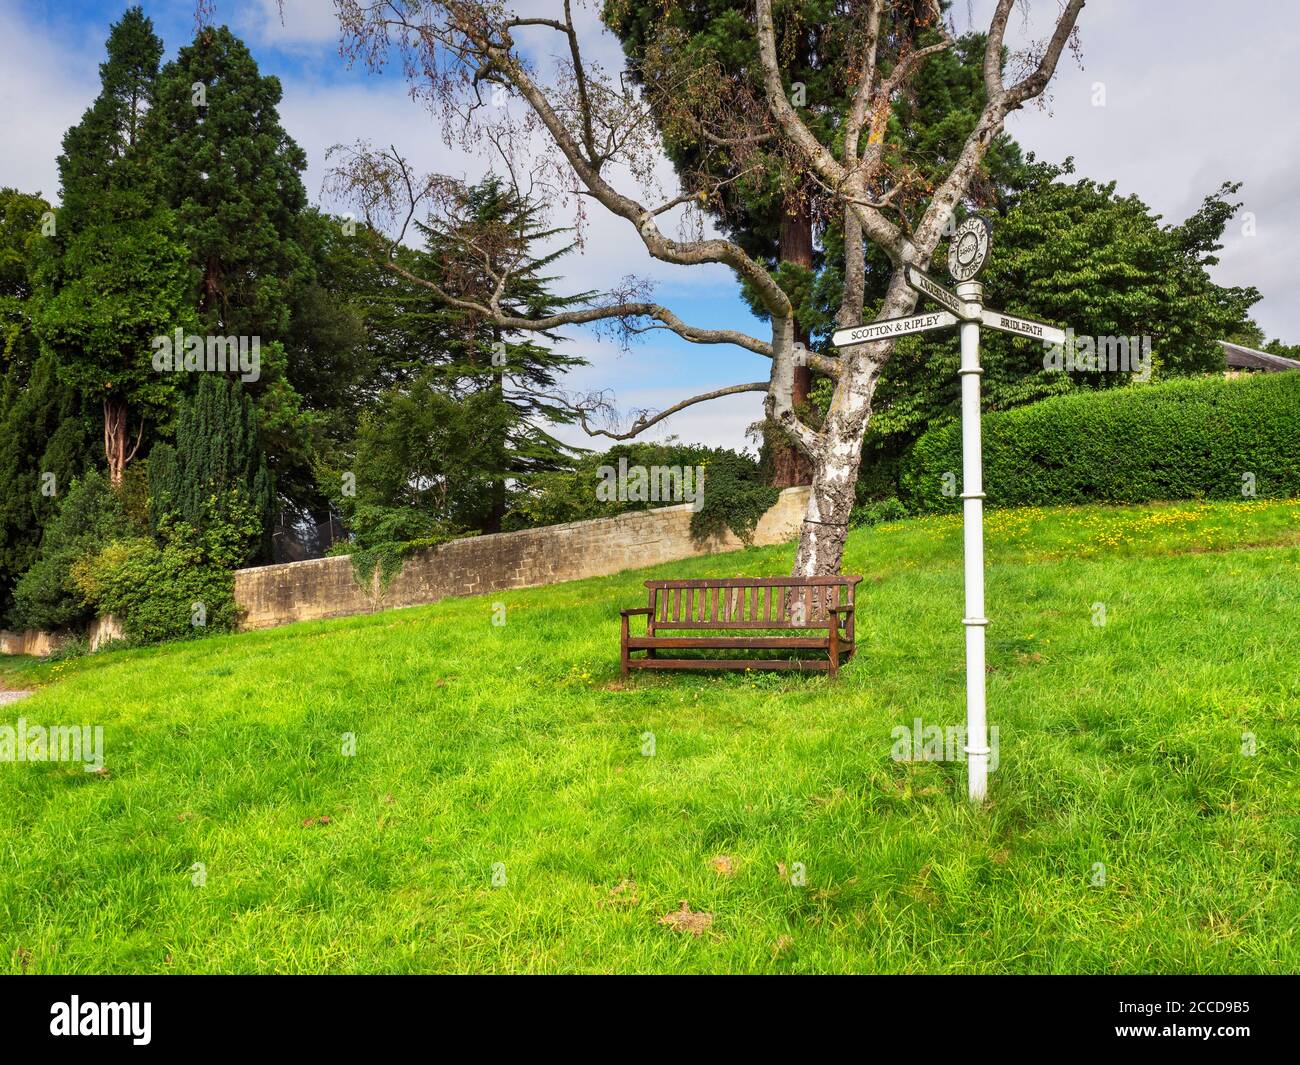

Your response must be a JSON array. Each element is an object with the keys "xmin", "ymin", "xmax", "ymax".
[
  {"xmin": 837, "ymin": 216, "xmax": 1064, "ymax": 803},
  {"xmin": 955, "ymin": 279, "xmax": 991, "ymax": 803}
]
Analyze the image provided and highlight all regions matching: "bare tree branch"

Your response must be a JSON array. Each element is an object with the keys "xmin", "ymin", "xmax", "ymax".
[
  {"xmin": 380, "ymin": 251, "xmax": 773, "ymax": 353},
  {"xmin": 911, "ymin": 0, "xmax": 1086, "ymax": 261},
  {"xmin": 524, "ymin": 381, "xmax": 770, "ymax": 441}
]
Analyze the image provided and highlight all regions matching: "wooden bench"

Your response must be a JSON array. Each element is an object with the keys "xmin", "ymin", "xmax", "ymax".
[{"xmin": 620, "ymin": 576, "xmax": 862, "ymax": 677}]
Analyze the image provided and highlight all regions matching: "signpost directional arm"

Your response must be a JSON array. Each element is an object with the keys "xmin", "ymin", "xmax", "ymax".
[
  {"xmin": 830, "ymin": 310, "xmax": 957, "ymax": 349},
  {"xmin": 980, "ymin": 308, "xmax": 1066, "ymax": 347},
  {"xmin": 904, "ymin": 265, "xmax": 980, "ymax": 320}
]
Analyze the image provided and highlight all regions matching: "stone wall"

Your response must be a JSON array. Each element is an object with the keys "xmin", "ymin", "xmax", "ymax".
[
  {"xmin": 0, "ymin": 615, "xmax": 123, "ymax": 657},
  {"xmin": 0, "ymin": 629, "xmax": 67, "ymax": 657},
  {"xmin": 234, "ymin": 487, "xmax": 810, "ymax": 631}
]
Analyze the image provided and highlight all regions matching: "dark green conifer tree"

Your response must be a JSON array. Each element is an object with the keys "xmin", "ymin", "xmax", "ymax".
[
  {"xmin": 144, "ymin": 24, "xmax": 309, "ymax": 338},
  {"xmin": 32, "ymin": 5, "xmax": 192, "ymax": 487},
  {"xmin": 149, "ymin": 375, "xmax": 274, "ymax": 566}
]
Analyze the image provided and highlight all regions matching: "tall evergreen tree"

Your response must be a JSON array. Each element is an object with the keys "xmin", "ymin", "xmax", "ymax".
[
  {"xmin": 144, "ymin": 24, "xmax": 309, "ymax": 339},
  {"xmin": 32, "ymin": 6, "xmax": 192, "ymax": 487},
  {"xmin": 143, "ymin": 24, "xmax": 316, "ymax": 523},
  {"xmin": 348, "ymin": 177, "xmax": 590, "ymax": 534},
  {"xmin": 416, "ymin": 179, "xmax": 590, "ymax": 532}
]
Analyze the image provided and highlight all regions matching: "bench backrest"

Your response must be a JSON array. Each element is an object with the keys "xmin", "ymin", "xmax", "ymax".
[{"xmin": 644, "ymin": 576, "xmax": 861, "ymax": 630}]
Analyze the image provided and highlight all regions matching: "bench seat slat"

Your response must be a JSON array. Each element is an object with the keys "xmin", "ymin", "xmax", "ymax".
[
  {"xmin": 653, "ymin": 620, "xmax": 840, "ymax": 630},
  {"xmin": 627, "ymin": 658, "xmax": 833, "ymax": 672},
  {"xmin": 628, "ymin": 636, "xmax": 833, "ymax": 649}
]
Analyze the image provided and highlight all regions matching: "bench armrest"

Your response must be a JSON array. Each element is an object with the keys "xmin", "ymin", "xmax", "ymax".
[
  {"xmin": 620, "ymin": 607, "xmax": 653, "ymax": 617},
  {"xmin": 830, "ymin": 604, "xmax": 855, "ymax": 614}
]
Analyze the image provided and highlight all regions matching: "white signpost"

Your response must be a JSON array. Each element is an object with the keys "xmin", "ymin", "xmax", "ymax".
[{"xmin": 832, "ymin": 216, "xmax": 1070, "ymax": 803}]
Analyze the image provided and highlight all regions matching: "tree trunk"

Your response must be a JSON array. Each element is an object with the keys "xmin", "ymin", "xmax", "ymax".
[
  {"xmin": 103, "ymin": 395, "xmax": 130, "ymax": 487},
  {"xmin": 770, "ymin": 194, "xmax": 814, "ymax": 488},
  {"xmin": 794, "ymin": 278, "xmax": 918, "ymax": 575}
]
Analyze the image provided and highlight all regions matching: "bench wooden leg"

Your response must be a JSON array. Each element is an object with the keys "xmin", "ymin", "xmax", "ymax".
[
  {"xmin": 828, "ymin": 623, "xmax": 840, "ymax": 679},
  {"xmin": 620, "ymin": 616, "xmax": 630, "ymax": 678}
]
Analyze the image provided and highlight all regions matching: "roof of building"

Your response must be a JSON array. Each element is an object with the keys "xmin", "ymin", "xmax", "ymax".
[{"xmin": 1219, "ymin": 341, "xmax": 1300, "ymax": 373}]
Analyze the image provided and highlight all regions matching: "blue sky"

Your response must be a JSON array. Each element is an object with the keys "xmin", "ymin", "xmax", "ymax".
[{"xmin": 3, "ymin": 1, "xmax": 1297, "ymax": 451}]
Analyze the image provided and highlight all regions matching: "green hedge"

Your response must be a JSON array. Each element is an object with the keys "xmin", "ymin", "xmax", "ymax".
[{"xmin": 900, "ymin": 372, "xmax": 1300, "ymax": 512}]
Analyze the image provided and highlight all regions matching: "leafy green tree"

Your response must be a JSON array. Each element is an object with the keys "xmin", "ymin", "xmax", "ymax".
[
  {"xmin": 0, "ymin": 353, "xmax": 96, "ymax": 624},
  {"xmin": 337, "ymin": 381, "xmax": 505, "ymax": 543},
  {"xmin": 283, "ymin": 209, "xmax": 372, "ymax": 452},
  {"xmin": 32, "ymin": 6, "xmax": 192, "ymax": 487},
  {"xmin": 0, "ymin": 189, "xmax": 98, "ymax": 622},
  {"xmin": 504, "ymin": 439, "xmax": 774, "ymax": 544},
  {"xmin": 73, "ymin": 534, "xmax": 238, "ymax": 645},
  {"xmin": 1262, "ymin": 339, "xmax": 1300, "ymax": 360}
]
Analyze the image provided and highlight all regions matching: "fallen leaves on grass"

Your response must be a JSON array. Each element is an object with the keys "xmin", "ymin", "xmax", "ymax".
[
  {"xmin": 302, "ymin": 815, "xmax": 332, "ymax": 827},
  {"xmin": 658, "ymin": 900, "xmax": 712, "ymax": 936},
  {"xmin": 710, "ymin": 855, "xmax": 737, "ymax": 877},
  {"xmin": 605, "ymin": 878, "xmax": 640, "ymax": 907}
]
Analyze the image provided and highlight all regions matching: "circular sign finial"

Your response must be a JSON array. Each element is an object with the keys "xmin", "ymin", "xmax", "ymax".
[{"xmin": 947, "ymin": 215, "xmax": 991, "ymax": 282}]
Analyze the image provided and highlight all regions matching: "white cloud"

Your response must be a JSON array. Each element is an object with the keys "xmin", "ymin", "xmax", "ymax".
[{"xmin": 0, "ymin": 2, "xmax": 102, "ymax": 203}]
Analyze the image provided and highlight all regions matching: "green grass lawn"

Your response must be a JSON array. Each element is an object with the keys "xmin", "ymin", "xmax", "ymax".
[{"xmin": 2, "ymin": 499, "xmax": 1298, "ymax": 973}]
